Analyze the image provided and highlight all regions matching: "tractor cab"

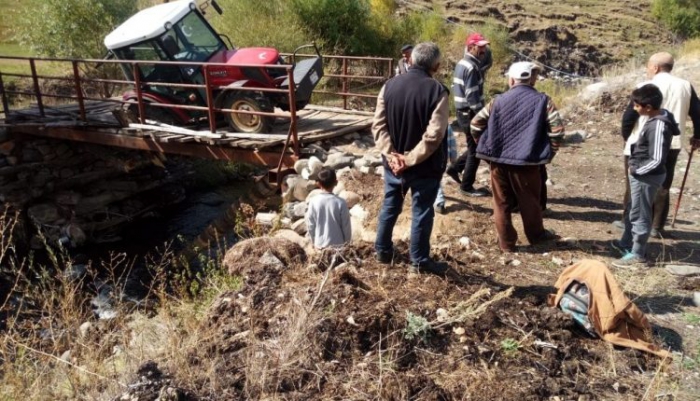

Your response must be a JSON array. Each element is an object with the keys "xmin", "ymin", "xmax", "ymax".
[{"xmin": 105, "ymin": 0, "xmax": 323, "ymax": 133}]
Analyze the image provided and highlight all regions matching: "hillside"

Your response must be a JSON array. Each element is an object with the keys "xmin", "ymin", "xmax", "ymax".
[{"xmin": 400, "ymin": 0, "xmax": 673, "ymax": 75}]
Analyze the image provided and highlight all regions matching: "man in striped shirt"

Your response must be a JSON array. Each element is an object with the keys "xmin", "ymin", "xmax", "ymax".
[
  {"xmin": 470, "ymin": 62, "xmax": 564, "ymax": 252},
  {"xmin": 449, "ymin": 32, "xmax": 491, "ymax": 197}
]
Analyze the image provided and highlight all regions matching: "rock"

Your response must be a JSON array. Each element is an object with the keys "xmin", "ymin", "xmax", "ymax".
[
  {"xmin": 349, "ymin": 204, "xmax": 368, "ymax": 221},
  {"xmin": 359, "ymin": 166, "xmax": 372, "ymax": 174},
  {"xmin": 324, "ymin": 153, "xmax": 355, "ymax": 170},
  {"xmin": 336, "ymin": 167, "xmax": 353, "ymax": 179},
  {"xmin": 28, "ymin": 203, "xmax": 61, "ymax": 225},
  {"xmin": 332, "ymin": 181, "xmax": 345, "ymax": 195},
  {"xmin": 338, "ymin": 190, "xmax": 361, "ymax": 208},
  {"xmin": 294, "ymin": 159, "xmax": 309, "ymax": 175},
  {"xmin": 306, "ymin": 188, "xmax": 324, "ymax": 203},
  {"xmin": 224, "ymin": 236, "xmax": 307, "ymax": 275},
  {"xmin": 292, "ymin": 202, "xmax": 307, "ymax": 219},
  {"xmin": 665, "ymin": 264, "xmax": 700, "ymax": 277},
  {"xmin": 353, "ymin": 139, "xmax": 369, "ymax": 149},
  {"xmin": 552, "ymin": 256, "xmax": 565, "ymax": 266},
  {"xmin": 459, "ymin": 237, "xmax": 471, "ymax": 249},
  {"xmin": 694, "ymin": 292, "xmax": 700, "ymax": 307},
  {"xmin": 362, "ymin": 153, "xmax": 383, "ymax": 167},
  {"xmin": 282, "ymin": 202, "xmax": 300, "ymax": 219},
  {"xmin": 0, "ymin": 140, "xmax": 15, "ymax": 156},
  {"xmin": 307, "ymin": 156, "xmax": 323, "ymax": 180},
  {"xmin": 581, "ymin": 82, "xmax": 609, "ymax": 103},
  {"xmin": 436, "ymin": 308, "xmax": 449, "ymax": 322},
  {"xmin": 291, "ymin": 218, "xmax": 307, "ymax": 235},
  {"xmin": 255, "ymin": 212, "xmax": 278, "ymax": 226},
  {"xmin": 198, "ymin": 192, "xmax": 225, "ymax": 206},
  {"xmin": 478, "ymin": 167, "xmax": 489, "ymax": 175},
  {"xmin": 353, "ymin": 158, "xmax": 368, "ymax": 169},
  {"xmin": 60, "ymin": 350, "xmax": 71, "ymax": 362},
  {"xmin": 279, "ymin": 217, "xmax": 292, "ymax": 228},
  {"xmin": 453, "ymin": 327, "xmax": 466, "ymax": 335},
  {"xmin": 21, "ymin": 148, "xmax": 43, "ymax": 163},
  {"xmin": 510, "ymin": 259, "xmax": 522, "ymax": 266},
  {"xmin": 670, "ymin": 187, "xmax": 681, "ymax": 195},
  {"xmin": 374, "ymin": 166, "xmax": 384, "ymax": 176},
  {"xmin": 292, "ymin": 178, "xmax": 313, "ymax": 201},
  {"xmin": 258, "ymin": 250, "xmax": 284, "ymax": 268},
  {"xmin": 54, "ymin": 191, "xmax": 82, "ymax": 206},
  {"xmin": 79, "ymin": 322, "xmax": 93, "ymax": 339},
  {"xmin": 546, "ymin": 179, "xmax": 554, "ymax": 186}
]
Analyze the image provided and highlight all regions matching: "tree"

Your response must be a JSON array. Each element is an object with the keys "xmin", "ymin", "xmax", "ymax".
[{"xmin": 14, "ymin": 0, "xmax": 138, "ymax": 60}]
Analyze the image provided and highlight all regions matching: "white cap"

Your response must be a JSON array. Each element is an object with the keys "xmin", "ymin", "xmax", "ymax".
[{"xmin": 507, "ymin": 62, "xmax": 540, "ymax": 80}]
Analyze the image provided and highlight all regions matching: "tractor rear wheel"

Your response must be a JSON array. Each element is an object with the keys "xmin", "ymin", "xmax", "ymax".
[{"xmin": 224, "ymin": 94, "xmax": 274, "ymax": 133}]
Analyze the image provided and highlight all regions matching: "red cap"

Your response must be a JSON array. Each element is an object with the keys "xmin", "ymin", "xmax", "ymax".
[{"xmin": 466, "ymin": 33, "xmax": 489, "ymax": 47}]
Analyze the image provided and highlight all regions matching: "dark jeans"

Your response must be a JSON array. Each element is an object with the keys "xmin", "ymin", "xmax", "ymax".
[
  {"xmin": 490, "ymin": 163, "xmax": 545, "ymax": 251},
  {"xmin": 453, "ymin": 109, "xmax": 481, "ymax": 190},
  {"xmin": 375, "ymin": 168, "xmax": 440, "ymax": 264},
  {"xmin": 622, "ymin": 149, "xmax": 680, "ymax": 231}
]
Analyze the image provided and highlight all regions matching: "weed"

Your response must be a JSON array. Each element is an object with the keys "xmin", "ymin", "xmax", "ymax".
[
  {"xmin": 403, "ymin": 311, "xmax": 431, "ymax": 342},
  {"xmin": 683, "ymin": 313, "xmax": 700, "ymax": 325},
  {"xmin": 500, "ymin": 338, "xmax": 520, "ymax": 355}
]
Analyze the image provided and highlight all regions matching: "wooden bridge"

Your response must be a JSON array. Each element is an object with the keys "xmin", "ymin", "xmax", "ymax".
[{"xmin": 0, "ymin": 54, "xmax": 392, "ymax": 178}]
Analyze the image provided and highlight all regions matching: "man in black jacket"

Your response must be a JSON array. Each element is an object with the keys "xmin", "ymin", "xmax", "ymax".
[{"xmin": 372, "ymin": 42, "xmax": 449, "ymax": 275}]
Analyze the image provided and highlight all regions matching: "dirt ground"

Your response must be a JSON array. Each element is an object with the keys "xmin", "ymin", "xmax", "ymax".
[{"xmin": 126, "ymin": 85, "xmax": 700, "ymax": 400}]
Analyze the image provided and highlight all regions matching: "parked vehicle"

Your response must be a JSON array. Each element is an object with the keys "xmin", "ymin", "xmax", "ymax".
[{"xmin": 104, "ymin": 0, "xmax": 323, "ymax": 133}]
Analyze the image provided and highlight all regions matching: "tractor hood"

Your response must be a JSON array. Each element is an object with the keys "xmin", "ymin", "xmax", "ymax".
[{"xmin": 211, "ymin": 48, "xmax": 280, "ymax": 66}]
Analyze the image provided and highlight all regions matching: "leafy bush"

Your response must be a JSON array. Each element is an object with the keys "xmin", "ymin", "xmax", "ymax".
[
  {"xmin": 14, "ymin": 0, "xmax": 138, "ymax": 59},
  {"xmin": 652, "ymin": 0, "xmax": 700, "ymax": 39}
]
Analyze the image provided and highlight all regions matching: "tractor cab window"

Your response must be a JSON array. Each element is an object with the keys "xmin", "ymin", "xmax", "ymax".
[
  {"xmin": 115, "ymin": 41, "xmax": 184, "ymax": 97},
  {"xmin": 164, "ymin": 10, "xmax": 225, "ymax": 63}
]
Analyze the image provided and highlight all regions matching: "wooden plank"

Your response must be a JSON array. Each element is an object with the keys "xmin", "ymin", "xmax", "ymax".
[
  {"xmin": 305, "ymin": 104, "xmax": 375, "ymax": 116},
  {"xmin": 159, "ymin": 135, "xmax": 187, "ymax": 143}
]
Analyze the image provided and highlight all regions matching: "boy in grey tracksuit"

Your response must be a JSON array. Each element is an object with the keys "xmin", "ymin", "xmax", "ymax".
[{"xmin": 612, "ymin": 84, "xmax": 679, "ymax": 268}]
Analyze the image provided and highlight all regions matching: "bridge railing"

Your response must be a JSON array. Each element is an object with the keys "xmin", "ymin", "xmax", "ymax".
[{"xmin": 0, "ymin": 54, "xmax": 391, "ymax": 172}]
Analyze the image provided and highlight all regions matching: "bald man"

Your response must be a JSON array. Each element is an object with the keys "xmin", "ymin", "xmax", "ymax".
[{"xmin": 616, "ymin": 52, "xmax": 700, "ymax": 237}]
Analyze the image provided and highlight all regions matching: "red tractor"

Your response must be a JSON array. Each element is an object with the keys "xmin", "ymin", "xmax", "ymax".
[{"xmin": 104, "ymin": 0, "xmax": 323, "ymax": 133}]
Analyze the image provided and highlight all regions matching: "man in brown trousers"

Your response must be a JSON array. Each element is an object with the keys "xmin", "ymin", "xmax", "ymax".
[{"xmin": 470, "ymin": 62, "xmax": 565, "ymax": 252}]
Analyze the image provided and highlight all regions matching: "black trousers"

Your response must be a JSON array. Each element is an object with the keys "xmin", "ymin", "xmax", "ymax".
[{"xmin": 453, "ymin": 109, "xmax": 481, "ymax": 190}]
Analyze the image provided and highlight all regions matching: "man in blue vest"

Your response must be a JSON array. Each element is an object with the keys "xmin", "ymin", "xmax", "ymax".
[
  {"xmin": 470, "ymin": 62, "xmax": 565, "ymax": 252},
  {"xmin": 372, "ymin": 42, "xmax": 449, "ymax": 275}
]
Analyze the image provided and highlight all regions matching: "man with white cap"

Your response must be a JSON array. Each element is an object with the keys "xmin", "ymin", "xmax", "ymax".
[
  {"xmin": 470, "ymin": 61, "xmax": 565, "ymax": 252},
  {"xmin": 450, "ymin": 32, "xmax": 491, "ymax": 197}
]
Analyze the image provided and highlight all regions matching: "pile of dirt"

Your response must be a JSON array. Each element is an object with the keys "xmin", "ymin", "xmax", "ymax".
[{"xmin": 173, "ymin": 242, "xmax": 661, "ymax": 400}]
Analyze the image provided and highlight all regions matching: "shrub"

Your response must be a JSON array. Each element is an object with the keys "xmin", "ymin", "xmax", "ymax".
[{"xmin": 652, "ymin": 0, "xmax": 700, "ymax": 39}]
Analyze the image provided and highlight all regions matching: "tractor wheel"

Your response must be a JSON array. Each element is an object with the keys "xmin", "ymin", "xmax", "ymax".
[
  {"xmin": 224, "ymin": 94, "xmax": 274, "ymax": 133},
  {"xmin": 128, "ymin": 104, "xmax": 180, "ymax": 126}
]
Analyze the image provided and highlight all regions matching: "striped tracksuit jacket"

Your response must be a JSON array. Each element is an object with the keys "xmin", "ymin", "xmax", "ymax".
[{"xmin": 452, "ymin": 53, "xmax": 484, "ymax": 113}]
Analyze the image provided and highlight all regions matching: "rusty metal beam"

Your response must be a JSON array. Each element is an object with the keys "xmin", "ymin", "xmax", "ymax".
[{"xmin": 8, "ymin": 125, "xmax": 297, "ymax": 167}]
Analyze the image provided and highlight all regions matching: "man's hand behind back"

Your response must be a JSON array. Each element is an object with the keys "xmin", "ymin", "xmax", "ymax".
[{"xmin": 389, "ymin": 153, "xmax": 407, "ymax": 175}]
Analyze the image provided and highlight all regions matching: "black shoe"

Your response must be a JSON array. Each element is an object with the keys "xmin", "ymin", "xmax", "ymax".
[
  {"xmin": 459, "ymin": 187, "xmax": 489, "ymax": 197},
  {"xmin": 446, "ymin": 169, "xmax": 462, "ymax": 184},
  {"xmin": 435, "ymin": 203, "xmax": 446, "ymax": 214},
  {"xmin": 376, "ymin": 251, "xmax": 393, "ymax": 264},
  {"xmin": 533, "ymin": 229, "xmax": 558, "ymax": 244},
  {"xmin": 409, "ymin": 259, "xmax": 449, "ymax": 275}
]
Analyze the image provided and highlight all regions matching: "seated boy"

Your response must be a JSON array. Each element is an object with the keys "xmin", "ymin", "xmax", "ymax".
[
  {"xmin": 305, "ymin": 168, "xmax": 352, "ymax": 249},
  {"xmin": 612, "ymin": 84, "xmax": 678, "ymax": 268}
]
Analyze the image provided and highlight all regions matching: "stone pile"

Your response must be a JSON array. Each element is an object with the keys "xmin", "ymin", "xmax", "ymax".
[
  {"xmin": 0, "ymin": 128, "xmax": 187, "ymax": 248},
  {"xmin": 256, "ymin": 133, "xmax": 382, "ymax": 240}
]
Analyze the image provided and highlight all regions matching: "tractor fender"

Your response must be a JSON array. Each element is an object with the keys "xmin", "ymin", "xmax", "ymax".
[
  {"xmin": 122, "ymin": 90, "xmax": 190, "ymax": 123},
  {"xmin": 214, "ymin": 80, "xmax": 268, "ymax": 108}
]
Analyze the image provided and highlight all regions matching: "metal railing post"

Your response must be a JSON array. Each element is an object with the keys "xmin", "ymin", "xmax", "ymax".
[
  {"xmin": 72, "ymin": 61, "xmax": 86, "ymax": 121},
  {"xmin": 342, "ymin": 57, "xmax": 348, "ymax": 110},
  {"xmin": 286, "ymin": 67, "xmax": 299, "ymax": 156},
  {"xmin": 132, "ymin": 63, "xmax": 146, "ymax": 124},
  {"xmin": 203, "ymin": 65, "xmax": 216, "ymax": 133},
  {"xmin": 29, "ymin": 58, "xmax": 44, "ymax": 117},
  {"xmin": 388, "ymin": 59, "xmax": 394, "ymax": 79},
  {"xmin": 0, "ymin": 73, "xmax": 9, "ymax": 119}
]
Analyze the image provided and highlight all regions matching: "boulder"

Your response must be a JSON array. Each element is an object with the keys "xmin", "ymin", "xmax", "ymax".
[
  {"xmin": 294, "ymin": 159, "xmax": 309, "ymax": 175},
  {"xmin": 307, "ymin": 156, "xmax": 323, "ymax": 180},
  {"xmin": 292, "ymin": 202, "xmax": 307, "ymax": 219},
  {"xmin": 291, "ymin": 218, "xmax": 307, "ymax": 235},
  {"xmin": 306, "ymin": 188, "xmax": 325, "ymax": 203},
  {"xmin": 338, "ymin": 190, "xmax": 361, "ymax": 208},
  {"xmin": 224, "ymin": 236, "xmax": 306, "ymax": 275},
  {"xmin": 28, "ymin": 203, "xmax": 62, "ymax": 225},
  {"xmin": 324, "ymin": 153, "xmax": 355, "ymax": 170}
]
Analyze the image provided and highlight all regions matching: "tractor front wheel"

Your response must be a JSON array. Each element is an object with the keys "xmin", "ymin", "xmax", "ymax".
[{"xmin": 224, "ymin": 94, "xmax": 274, "ymax": 133}]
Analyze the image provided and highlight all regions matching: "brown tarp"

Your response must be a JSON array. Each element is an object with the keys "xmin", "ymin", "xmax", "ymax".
[{"xmin": 548, "ymin": 259, "xmax": 671, "ymax": 358}]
